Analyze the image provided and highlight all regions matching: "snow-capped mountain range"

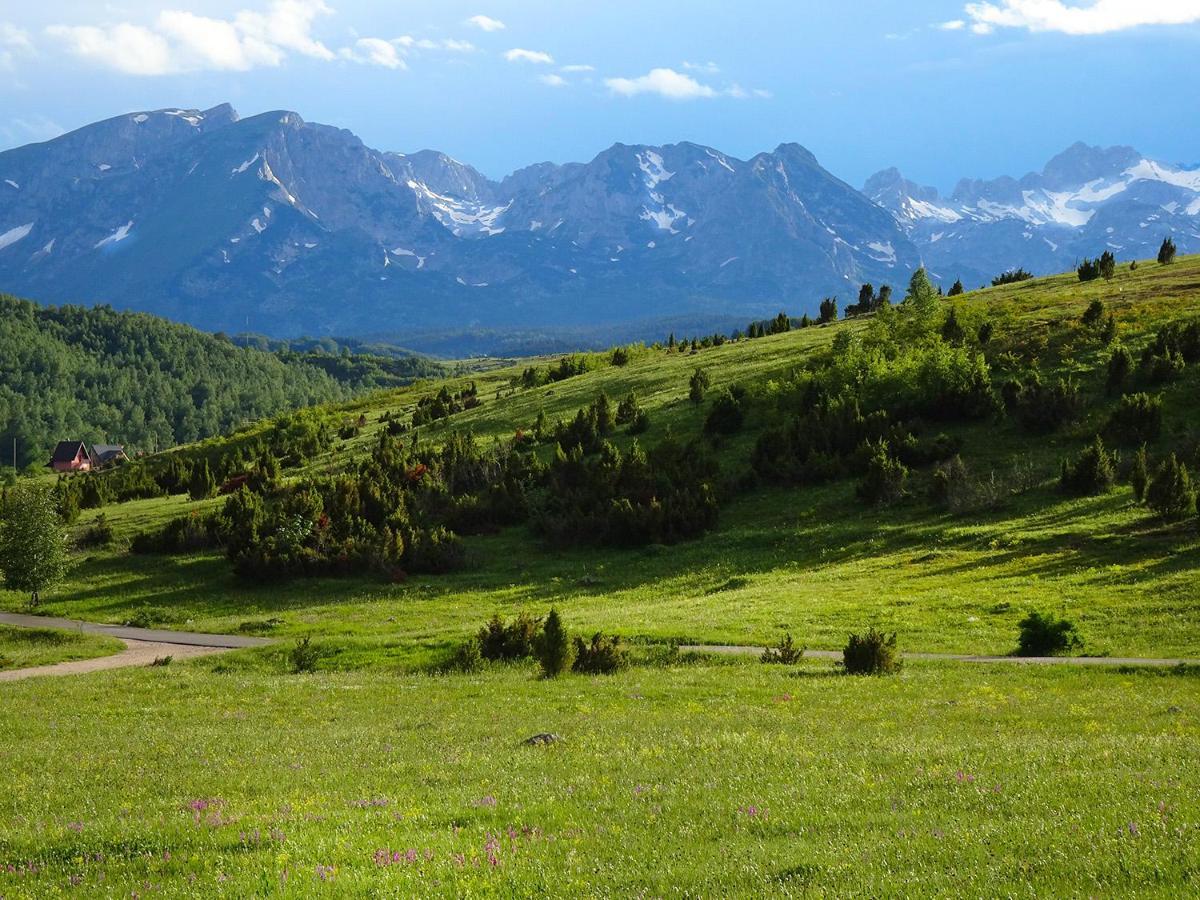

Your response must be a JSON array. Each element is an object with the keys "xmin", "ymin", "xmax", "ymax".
[
  {"xmin": 865, "ymin": 143, "xmax": 1200, "ymax": 288},
  {"xmin": 0, "ymin": 104, "xmax": 1195, "ymax": 352}
]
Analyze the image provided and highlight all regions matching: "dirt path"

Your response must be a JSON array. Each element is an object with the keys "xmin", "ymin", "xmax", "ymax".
[
  {"xmin": 0, "ymin": 612, "xmax": 271, "ymax": 682},
  {"xmin": 681, "ymin": 645, "xmax": 1200, "ymax": 667}
]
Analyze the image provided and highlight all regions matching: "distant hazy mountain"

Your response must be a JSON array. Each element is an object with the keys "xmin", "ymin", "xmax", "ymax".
[
  {"xmin": 0, "ymin": 104, "xmax": 917, "ymax": 352},
  {"xmin": 866, "ymin": 142, "xmax": 1200, "ymax": 288}
]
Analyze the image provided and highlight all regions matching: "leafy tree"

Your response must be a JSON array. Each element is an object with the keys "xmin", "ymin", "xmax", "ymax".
[
  {"xmin": 0, "ymin": 483, "xmax": 69, "ymax": 606},
  {"xmin": 534, "ymin": 608, "xmax": 574, "ymax": 677},
  {"xmin": 1158, "ymin": 236, "xmax": 1177, "ymax": 265},
  {"xmin": 1146, "ymin": 454, "xmax": 1195, "ymax": 520}
]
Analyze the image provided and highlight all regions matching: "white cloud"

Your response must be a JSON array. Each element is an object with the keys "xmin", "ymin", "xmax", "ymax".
[
  {"xmin": 560, "ymin": 63, "xmax": 594, "ymax": 72},
  {"xmin": 465, "ymin": 15, "xmax": 506, "ymax": 32},
  {"xmin": 539, "ymin": 73, "xmax": 568, "ymax": 87},
  {"xmin": 46, "ymin": 0, "xmax": 334, "ymax": 75},
  {"xmin": 339, "ymin": 37, "xmax": 407, "ymax": 69},
  {"xmin": 962, "ymin": 0, "xmax": 1200, "ymax": 35},
  {"xmin": 605, "ymin": 67, "xmax": 718, "ymax": 100},
  {"xmin": 504, "ymin": 47, "xmax": 554, "ymax": 64},
  {"xmin": 46, "ymin": 23, "xmax": 174, "ymax": 75},
  {"xmin": 938, "ymin": 19, "xmax": 968, "ymax": 29},
  {"xmin": 442, "ymin": 39, "xmax": 476, "ymax": 52},
  {"xmin": 1, "ymin": 22, "xmax": 34, "ymax": 71},
  {"xmin": 682, "ymin": 60, "xmax": 721, "ymax": 73}
]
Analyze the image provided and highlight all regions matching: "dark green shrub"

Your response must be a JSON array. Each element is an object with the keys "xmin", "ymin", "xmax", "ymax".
[
  {"xmin": 477, "ymin": 612, "xmax": 541, "ymax": 661},
  {"xmin": 1139, "ymin": 349, "xmax": 1186, "ymax": 385},
  {"xmin": 446, "ymin": 637, "xmax": 484, "ymax": 673},
  {"xmin": 534, "ymin": 608, "xmax": 574, "ymax": 678},
  {"xmin": 704, "ymin": 387, "xmax": 747, "ymax": 435},
  {"xmin": 1081, "ymin": 299, "xmax": 1105, "ymax": 327},
  {"xmin": 842, "ymin": 629, "xmax": 901, "ymax": 675},
  {"xmin": 1130, "ymin": 446, "xmax": 1149, "ymax": 503},
  {"xmin": 992, "ymin": 268, "xmax": 1033, "ymax": 287},
  {"xmin": 819, "ymin": 297, "xmax": 838, "ymax": 323},
  {"xmin": 188, "ymin": 460, "xmax": 216, "ymax": 501},
  {"xmin": 1106, "ymin": 346, "xmax": 1132, "ymax": 395},
  {"xmin": 1158, "ymin": 237, "xmax": 1177, "ymax": 265},
  {"xmin": 1059, "ymin": 436, "xmax": 1115, "ymax": 496},
  {"xmin": 615, "ymin": 392, "xmax": 642, "ymax": 426},
  {"xmin": 977, "ymin": 321, "xmax": 994, "ymax": 345},
  {"xmin": 77, "ymin": 513, "xmax": 114, "ymax": 548},
  {"xmin": 572, "ymin": 632, "xmax": 628, "ymax": 674},
  {"xmin": 929, "ymin": 455, "xmax": 970, "ymax": 508},
  {"xmin": 1146, "ymin": 454, "xmax": 1195, "ymax": 520},
  {"xmin": 1099, "ymin": 315, "xmax": 1117, "ymax": 346},
  {"xmin": 688, "ymin": 368, "xmax": 711, "ymax": 404},
  {"xmin": 761, "ymin": 632, "xmax": 804, "ymax": 664},
  {"xmin": 289, "ymin": 637, "xmax": 321, "ymax": 673},
  {"xmin": 1016, "ymin": 611, "xmax": 1081, "ymax": 656},
  {"xmin": 1015, "ymin": 376, "xmax": 1081, "ymax": 434},
  {"xmin": 856, "ymin": 440, "xmax": 908, "ymax": 506},
  {"xmin": 1077, "ymin": 258, "xmax": 1100, "ymax": 282},
  {"xmin": 627, "ymin": 408, "xmax": 650, "ymax": 435},
  {"xmin": 1105, "ymin": 393, "xmax": 1162, "ymax": 446}
]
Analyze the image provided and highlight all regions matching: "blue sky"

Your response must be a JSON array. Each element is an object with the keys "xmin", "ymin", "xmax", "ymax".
[{"xmin": 2, "ymin": 1, "xmax": 1198, "ymax": 190}]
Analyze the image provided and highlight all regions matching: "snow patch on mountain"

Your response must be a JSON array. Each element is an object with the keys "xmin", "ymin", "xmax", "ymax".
[
  {"xmin": 0, "ymin": 223, "xmax": 34, "ymax": 252},
  {"xmin": 94, "ymin": 222, "xmax": 133, "ymax": 249},
  {"xmin": 408, "ymin": 180, "xmax": 508, "ymax": 237},
  {"xmin": 232, "ymin": 153, "xmax": 260, "ymax": 176}
]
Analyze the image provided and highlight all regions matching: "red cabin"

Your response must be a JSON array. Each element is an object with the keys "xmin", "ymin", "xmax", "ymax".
[{"xmin": 48, "ymin": 441, "xmax": 95, "ymax": 473}]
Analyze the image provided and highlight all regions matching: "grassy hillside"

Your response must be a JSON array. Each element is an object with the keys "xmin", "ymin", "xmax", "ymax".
[
  {"xmin": 2, "ymin": 255, "xmax": 1199, "ymax": 897},
  {"xmin": 11, "ymin": 254, "xmax": 1200, "ymax": 659}
]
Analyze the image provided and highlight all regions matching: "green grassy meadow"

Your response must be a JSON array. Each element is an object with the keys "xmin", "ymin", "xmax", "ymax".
[
  {"xmin": 2, "ymin": 257, "xmax": 1200, "ymax": 894},
  {"xmin": 0, "ymin": 625, "xmax": 122, "ymax": 671},
  {"xmin": 1, "ymin": 660, "xmax": 1197, "ymax": 897}
]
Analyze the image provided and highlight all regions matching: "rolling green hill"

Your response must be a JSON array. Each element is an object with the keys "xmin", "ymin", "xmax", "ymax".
[
  {"xmin": 1, "ymin": 256, "xmax": 1198, "ymax": 896},
  {"xmin": 0, "ymin": 294, "xmax": 448, "ymax": 469}
]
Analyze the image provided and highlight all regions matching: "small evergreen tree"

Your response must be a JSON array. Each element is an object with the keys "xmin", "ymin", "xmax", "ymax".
[
  {"xmin": 188, "ymin": 459, "xmax": 216, "ymax": 501},
  {"xmin": 818, "ymin": 297, "xmax": 838, "ymax": 323},
  {"xmin": 534, "ymin": 608, "xmax": 574, "ymax": 677},
  {"xmin": 1099, "ymin": 314, "xmax": 1117, "ymax": 346},
  {"xmin": 977, "ymin": 321, "xmax": 994, "ymax": 345},
  {"xmin": 1129, "ymin": 445, "xmax": 1149, "ymax": 503},
  {"xmin": 1146, "ymin": 454, "xmax": 1195, "ymax": 519},
  {"xmin": 947, "ymin": 278, "xmax": 965, "ymax": 297},
  {"xmin": 1059, "ymin": 436, "xmax": 1115, "ymax": 496},
  {"xmin": 877, "ymin": 285, "xmax": 893, "ymax": 306},
  {"xmin": 940, "ymin": 308, "xmax": 965, "ymax": 344},
  {"xmin": 688, "ymin": 368, "xmax": 711, "ymax": 404},
  {"xmin": 1098, "ymin": 250, "xmax": 1117, "ymax": 281},
  {"xmin": 1081, "ymin": 299, "xmax": 1105, "ymax": 327},
  {"xmin": 1106, "ymin": 346, "xmax": 1132, "ymax": 395},
  {"xmin": 1157, "ymin": 236, "xmax": 1177, "ymax": 265},
  {"xmin": 856, "ymin": 440, "xmax": 908, "ymax": 506},
  {"xmin": 0, "ymin": 484, "xmax": 69, "ymax": 607}
]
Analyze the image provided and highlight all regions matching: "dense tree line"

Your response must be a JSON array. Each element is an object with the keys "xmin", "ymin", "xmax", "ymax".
[{"xmin": 0, "ymin": 294, "xmax": 352, "ymax": 468}]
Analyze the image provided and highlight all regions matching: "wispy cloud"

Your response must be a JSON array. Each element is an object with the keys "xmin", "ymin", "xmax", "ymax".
[
  {"xmin": 1, "ymin": 22, "xmax": 34, "ymax": 71},
  {"xmin": 681, "ymin": 60, "xmax": 720, "ymax": 73},
  {"xmin": 504, "ymin": 47, "xmax": 554, "ymax": 64},
  {"xmin": 539, "ymin": 73, "xmax": 568, "ymax": 87},
  {"xmin": 560, "ymin": 63, "xmax": 595, "ymax": 73},
  {"xmin": 46, "ymin": 0, "xmax": 335, "ymax": 75},
  {"xmin": 937, "ymin": 19, "xmax": 967, "ymax": 30},
  {"xmin": 339, "ymin": 37, "xmax": 407, "ymax": 69},
  {"xmin": 465, "ymin": 15, "xmax": 506, "ymax": 33},
  {"xmin": 961, "ymin": 0, "xmax": 1200, "ymax": 35},
  {"xmin": 604, "ymin": 67, "xmax": 769, "ymax": 101}
]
